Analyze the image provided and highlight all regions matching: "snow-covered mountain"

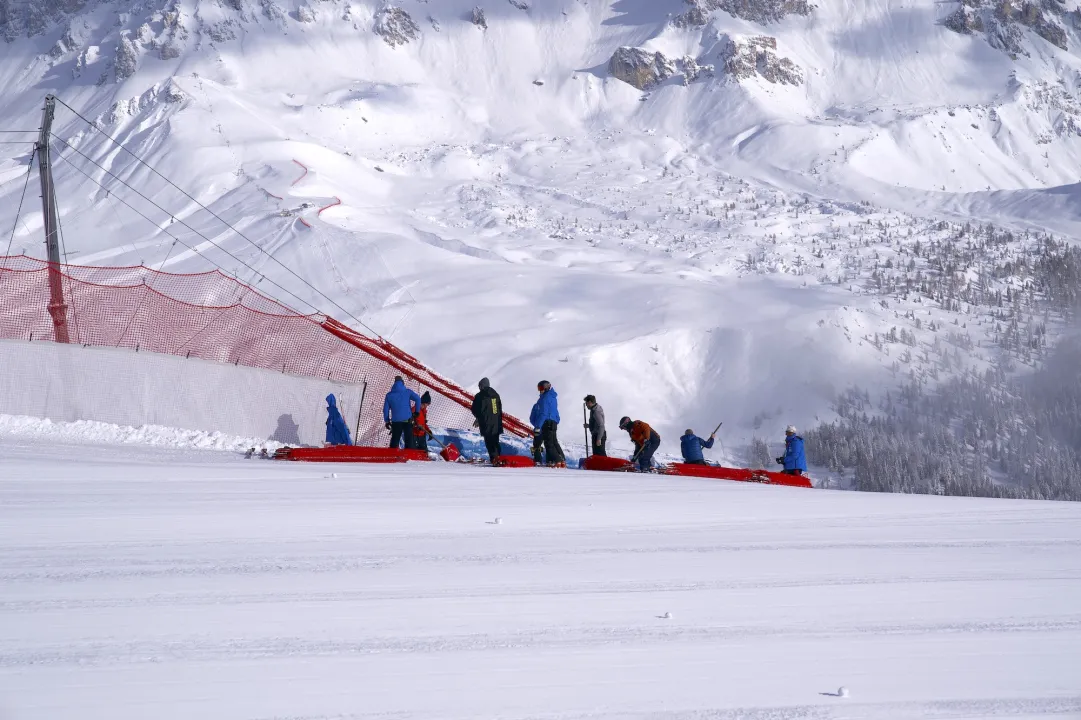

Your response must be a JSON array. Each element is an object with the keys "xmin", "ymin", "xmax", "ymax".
[{"xmin": 3, "ymin": 0, "xmax": 1081, "ymax": 486}]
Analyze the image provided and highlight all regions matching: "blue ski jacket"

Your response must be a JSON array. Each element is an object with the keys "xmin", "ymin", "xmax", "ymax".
[
  {"xmin": 325, "ymin": 394, "xmax": 353, "ymax": 446},
  {"xmin": 783, "ymin": 435, "xmax": 807, "ymax": 472},
  {"xmin": 383, "ymin": 379, "xmax": 422, "ymax": 423},
  {"xmin": 530, "ymin": 387, "xmax": 560, "ymax": 429},
  {"xmin": 680, "ymin": 433, "xmax": 715, "ymax": 463}
]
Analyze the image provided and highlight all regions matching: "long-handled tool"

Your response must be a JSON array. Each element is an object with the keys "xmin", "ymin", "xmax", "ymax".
[
  {"xmin": 353, "ymin": 380, "xmax": 368, "ymax": 446},
  {"xmin": 427, "ymin": 431, "xmax": 462, "ymax": 462}
]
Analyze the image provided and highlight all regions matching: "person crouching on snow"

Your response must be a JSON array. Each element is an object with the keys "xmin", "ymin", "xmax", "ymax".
[
  {"xmin": 680, "ymin": 428, "xmax": 715, "ymax": 465},
  {"xmin": 324, "ymin": 394, "xmax": 353, "ymax": 447},
  {"xmin": 619, "ymin": 417, "xmax": 660, "ymax": 472},
  {"xmin": 776, "ymin": 425, "xmax": 807, "ymax": 476}
]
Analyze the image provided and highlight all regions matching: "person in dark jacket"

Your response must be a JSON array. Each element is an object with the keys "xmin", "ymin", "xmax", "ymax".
[
  {"xmin": 530, "ymin": 380, "xmax": 565, "ymax": 467},
  {"xmin": 411, "ymin": 391, "xmax": 433, "ymax": 451},
  {"xmin": 583, "ymin": 395, "xmax": 606, "ymax": 456},
  {"xmin": 471, "ymin": 378, "xmax": 504, "ymax": 463},
  {"xmin": 620, "ymin": 416, "xmax": 660, "ymax": 471},
  {"xmin": 776, "ymin": 425, "xmax": 808, "ymax": 475},
  {"xmin": 383, "ymin": 375, "xmax": 422, "ymax": 449},
  {"xmin": 325, "ymin": 394, "xmax": 353, "ymax": 446},
  {"xmin": 680, "ymin": 428, "xmax": 716, "ymax": 465}
]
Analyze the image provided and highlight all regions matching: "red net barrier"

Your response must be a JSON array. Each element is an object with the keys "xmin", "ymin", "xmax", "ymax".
[{"xmin": 0, "ymin": 255, "xmax": 532, "ymax": 445}]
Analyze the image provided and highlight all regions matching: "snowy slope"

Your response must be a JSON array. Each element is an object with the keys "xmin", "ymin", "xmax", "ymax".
[
  {"xmin": 1, "ymin": 441, "xmax": 1080, "ymax": 719},
  {"xmin": 2, "ymin": 0, "xmax": 1081, "ymax": 452}
]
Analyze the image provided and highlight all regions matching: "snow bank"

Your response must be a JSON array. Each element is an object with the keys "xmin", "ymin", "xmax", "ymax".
[
  {"xmin": 0, "ymin": 339, "xmax": 363, "ymax": 448},
  {"xmin": 0, "ymin": 413, "xmax": 278, "ymax": 452}
]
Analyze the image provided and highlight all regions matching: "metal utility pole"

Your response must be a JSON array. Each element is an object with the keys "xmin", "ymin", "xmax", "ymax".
[{"xmin": 37, "ymin": 94, "xmax": 69, "ymax": 343}]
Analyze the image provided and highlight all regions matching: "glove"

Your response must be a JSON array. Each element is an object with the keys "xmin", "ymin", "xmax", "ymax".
[
  {"xmin": 583, "ymin": 423, "xmax": 589, "ymax": 429},
  {"xmin": 385, "ymin": 422, "xmax": 392, "ymax": 430},
  {"xmin": 775, "ymin": 456, "xmax": 783, "ymax": 465}
]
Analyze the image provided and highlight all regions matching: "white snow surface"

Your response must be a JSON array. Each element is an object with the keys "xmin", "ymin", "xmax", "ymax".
[{"xmin": 2, "ymin": 441, "xmax": 1081, "ymax": 719}]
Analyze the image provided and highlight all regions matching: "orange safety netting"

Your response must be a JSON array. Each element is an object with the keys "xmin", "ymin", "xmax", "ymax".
[{"xmin": 0, "ymin": 255, "xmax": 531, "ymax": 445}]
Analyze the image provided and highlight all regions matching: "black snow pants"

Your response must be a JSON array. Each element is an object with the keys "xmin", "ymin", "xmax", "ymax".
[
  {"xmin": 591, "ymin": 431, "xmax": 607, "ymax": 457},
  {"xmin": 483, "ymin": 433, "xmax": 502, "ymax": 463},
  {"xmin": 532, "ymin": 420, "xmax": 565, "ymax": 465},
  {"xmin": 635, "ymin": 431, "xmax": 660, "ymax": 471},
  {"xmin": 389, "ymin": 421, "xmax": 412, "ymax": 449}
]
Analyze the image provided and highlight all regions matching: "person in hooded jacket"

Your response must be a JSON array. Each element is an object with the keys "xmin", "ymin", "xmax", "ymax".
[
  {"xmin": 530, "ymin": 380, "xmax": 566, "ymax": 467},
  {"xmin": 680, "ymin": 428, "xmax": 716, "ymax": 465},
  {"xmin": 383, "ymin": 375, "xmax": 422, "ymax": 449},
  {"xmin": 776, "ymin": 425, "xmax": 808, "ymax": 475},
  {"xmin": 583, "ymin": 395, "xmax": 607, "ymax": 456},
  {"xmin": 324, "ymin": 394, "xmax": 353, "ymax": 447},
  {"xmin": 619, "ymin": 416, "xmax": 660, "ymax": 471},
  {"xmin": 411, "ymin": 391, "xmax": 433, "ymax": 451},
  {"xmin": 471, "ymin": 378, "xmax": 504, "ymax": 463}
]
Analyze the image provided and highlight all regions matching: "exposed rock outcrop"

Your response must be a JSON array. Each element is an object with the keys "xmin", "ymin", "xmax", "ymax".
[
  {"xmin": 114, "ymin": 33, "xmax": 139, "ymax": 80},
  {"xmin": 374, "ymin": 6, "xmax": 419, "ymax": 47},
  {"xmin": 687, "ymin": 0, "xmax": 814, "ymax": 24},
  {"xmin": 471, "ymin": 6, "xmax": 487, "ymax": 29},
  {"xmin": 722, "ymin": 35, "xmax": 802, "ymax": 85},
  {"xmin": 945, "ymin": 0, "xmax": 1068, "ymax": 54},
  {"xmin": 608, "ymin": 46, "xmax": 676, "ymax": 90}
]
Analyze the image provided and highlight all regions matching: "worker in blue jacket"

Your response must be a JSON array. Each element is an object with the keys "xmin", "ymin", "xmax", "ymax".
[
  {"xmin": 383, "ymin": 375, "xmax": 422, "ymax": 449},
  {"xmin": 680, "ymin": 428, "xmax": 716, "ymax": 465},
  {"xmin": 325, "ymin": 394, "xmax": 353, "ymax": 446},
  {"xmin": 776, "ymin": 425, "xmax": 807, "ymax": 475},
  {"xmin": 530, "ymin": 380, "xmax": 566, "ymax": 467}
]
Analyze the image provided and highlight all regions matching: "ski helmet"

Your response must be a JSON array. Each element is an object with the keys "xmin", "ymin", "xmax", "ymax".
[
  {"xmin": 537, "ymin": 380, "xmax": 551, "ymax": 391},
  {"xmin": 619, "ymin": 416, "xmax": 632, "ymax": 430},
  {"xmin": 785, "ymin": 425, "xmax": 797, "ymax": 435}
]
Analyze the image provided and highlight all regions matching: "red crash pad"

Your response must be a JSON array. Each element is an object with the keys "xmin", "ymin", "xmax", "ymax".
[
  {"xmin": 580, "ymin": 455, "xmax": 638, "ymax": 472},
  {"xmin": 273, "ymin": 446, "xmax": 431, "ymax": 463},
  {"xmin": 492, "ymin": 455, "xmax": 536, "ymax": 468},
  {"xmin": 667, "ymin": 463, "xmax": 813, "ymax": 488}
]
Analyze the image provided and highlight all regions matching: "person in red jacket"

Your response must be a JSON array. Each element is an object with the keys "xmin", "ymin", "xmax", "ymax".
[
  {"xmin": 410, "ymin": 392, "xmax": 433, "ymax": 450},
  {"xmin": 619, "ymin": 416, "xmax": 661, "ymax": 471}
]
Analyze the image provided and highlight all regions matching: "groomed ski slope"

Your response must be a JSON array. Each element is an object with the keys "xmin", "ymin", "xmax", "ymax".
[{"xmin": 2, "ymin": 441, "xmax": 1080, "ymax": 720}]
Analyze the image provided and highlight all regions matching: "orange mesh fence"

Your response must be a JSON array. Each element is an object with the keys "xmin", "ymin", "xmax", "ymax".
[{"xmin": 0, "ymin": 255, "xmax": 532, "ymax": 445}]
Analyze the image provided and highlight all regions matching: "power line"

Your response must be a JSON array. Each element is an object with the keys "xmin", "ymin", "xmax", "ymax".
[
  {"xmin": 6, "ymin": 148, "xmax": 36, "ymax": 257},
  {"xmin": 50, "ymin": 96, "xmax": 378, "ymax": 337},
  {"xmin": 49, "ymin": 132, "xmax": 332, "ymax": 322}
]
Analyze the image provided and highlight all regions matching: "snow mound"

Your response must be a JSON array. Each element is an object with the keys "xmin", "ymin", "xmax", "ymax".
[{"xmin": 0, "ymin": 413, "xmax": 281, "ymax": 453}]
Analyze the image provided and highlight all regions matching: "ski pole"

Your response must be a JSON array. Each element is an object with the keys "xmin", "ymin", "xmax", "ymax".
[
  {"xmin": 354, "ymin": 380, "xmax": 367, "ymax": 446},
  {"xmin": 583, "ymin": 402, "xmax": 590, "ymax": 458}
]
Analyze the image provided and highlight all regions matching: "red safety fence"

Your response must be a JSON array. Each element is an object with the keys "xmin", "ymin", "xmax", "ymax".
[{"xmin": 0, "ymin": 255, "xmax": 532, "ymax": 445}]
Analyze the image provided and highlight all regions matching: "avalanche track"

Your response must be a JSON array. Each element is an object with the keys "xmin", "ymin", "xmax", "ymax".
[{"xmin": 1, "ymin": 441, "xmax": 1080, "ymax": 720}]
